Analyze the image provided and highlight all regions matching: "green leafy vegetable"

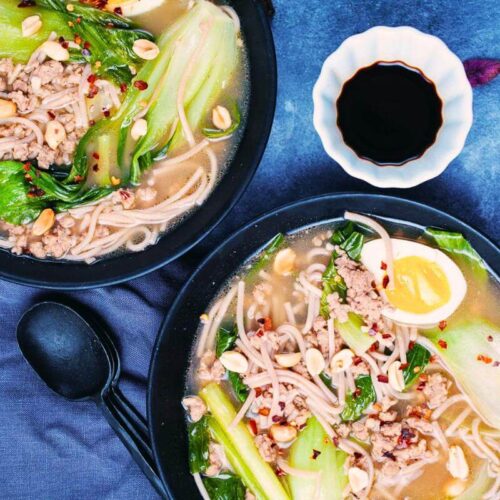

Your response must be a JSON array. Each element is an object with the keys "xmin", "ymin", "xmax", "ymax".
[
  {"xmin": 203, "ymin": 102, "xmax": 241, "ymax": 139},
  {"xmin": 188, "ymin": 415, "xmax": 210, "ymax": 474},
  {"xmin": 331, "ymin": 221, "xmax": 365, "ymax": 261},
  {"xmin": 203, "ymin": 473, "xmax": 246, "ymax": 500},
  {"xmin": 246, "ymin": 233, "xmax": 286, "ymax": 282},
  {"xmin": 425, "ymin": 227, "xmax": 488, "ymax": 281},
  {"xmin": 335, "ymin": 313, "xmax": 374, "ymax": 355},
  {"xmin": 0, "ymin": 161, "xmax": 48, "ymax": 225},
  {"xmin": 0, "ymin": 0, "xmax": 151, "ymax": 84},
  {"xmin": 320, "ymin": 254, "xmax": 347, "ymax": 319},
  {"xmin": 216, "ymin": 323, "xmax": 238, "ymax": 358},
  {"xmin": 402, "ymin": 343, "xmax": 431, "ymax": 387},
  {"xmin": 201, "ymin": 383, "xmax": 290, "ymax": 500},
  {"xmin": 72, "ymin": 0, "xmax": 239, "ymax": 187},
  {"xmin": 228, "ymin": 371, "xmax": 249, "ymax": 403},
  {"xmin": 422, "ymin": 318, "xmax": 500, "ymax": 429},
  {"xmin": 287, "ymin": 417, "xmax": 348, "ymax": 500},
  {"xmin": 340, "ymin": 375, "xmax": 376, "ymax": 422}
]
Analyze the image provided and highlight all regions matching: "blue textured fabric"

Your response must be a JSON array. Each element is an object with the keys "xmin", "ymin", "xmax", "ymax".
[{"xmin": 0, "ymin": 1, "xmax": 499, "ymax": 498}]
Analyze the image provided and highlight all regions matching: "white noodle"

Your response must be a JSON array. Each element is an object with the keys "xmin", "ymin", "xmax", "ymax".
[
  {"xmin": 193, "ymin": 473, "xmax": 210, "ymax": 500},
  {"xmin": 432, "ymin": 421, "xmax": 449, "ymax": 451},
  {"xmin": 432, "ymin": 394, "xmax": 465, "ymax": 420},
  {"xmin": 284, "ymin": 302, "xmax": 296, "ymax": 325},
  {"xmin": 230, "ymin": 389, "xmax": 255, "ymax": 429}
]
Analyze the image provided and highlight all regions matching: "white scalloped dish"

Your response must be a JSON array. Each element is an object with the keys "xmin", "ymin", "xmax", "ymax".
[{"xmin": 313, "ymin": 26, "xmax": 473, "ymax": 188}]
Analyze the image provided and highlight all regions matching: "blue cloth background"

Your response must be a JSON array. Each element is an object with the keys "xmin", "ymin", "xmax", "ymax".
[{"xmin": 1, "ymin": 0, "xmax": 499, "ymax": 498}]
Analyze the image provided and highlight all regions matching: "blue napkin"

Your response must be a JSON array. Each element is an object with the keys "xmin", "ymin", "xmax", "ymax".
[{"xmin": 0, "ymin": 0, "xmax": 499, "ymax": 498}]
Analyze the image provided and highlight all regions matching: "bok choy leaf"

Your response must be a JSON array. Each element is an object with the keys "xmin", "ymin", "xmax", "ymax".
[
  {"xmin": 335, "ymin": 313, "xmax": 374, "ymax": 355},
  {"xmin": 425, "ymin": 227, "xmax": 488, "ymax": 281},
  {"xmin": 422, "ymin": 318, "xmax": 500, "ymax": 429},
  {"xmin": 287, "ymin": 417, "xmax": 348, "ymax": 500},
  {"xmin": 331, "ymin": 221, "xmax": 365, "ymax": 261},
  {"xmin": 402, "ymin": 343, "xmax": 431, "ymax": 387},
  {"xmin": 340, "ymin": 375, "xmax": 376, "ymax": 422},
  {"xmin": 246, "ymin": 233, "xmax": 285, "ymax": 282},
  {"xmin": 320, "ymin": 254, "xmax": 347, "ymax": 319},
  {"xmin": 203, "ymin": 473, "xmax": 246, "ymax": 500},
  {"xmin": 188, "ymin": 415, "xmax": 210, "ymax": 474}
]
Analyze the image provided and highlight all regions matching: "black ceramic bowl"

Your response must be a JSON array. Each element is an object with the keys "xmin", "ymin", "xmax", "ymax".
[
  {"xmin": 0, "ymin": 0, "xmax": 277, "ymax": 290},
  {"xmin": 148, "ymin": 193, "xmax": 499, "ymax": 499}
]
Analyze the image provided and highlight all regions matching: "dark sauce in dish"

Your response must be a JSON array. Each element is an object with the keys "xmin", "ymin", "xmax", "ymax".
[{"xmin": 336, "ymin": 62, "xmax": 443, "ymax": 166}]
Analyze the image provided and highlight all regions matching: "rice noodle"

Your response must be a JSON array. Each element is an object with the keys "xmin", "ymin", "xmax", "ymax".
[
  {"xmin": 277, "ymin": 324, "xmax": 306, "ymax": 356},
  {"xmin": 432, "ymin": 394, "xmax": 465, "ymax": 420},
  {"xmin": 197, "ymin": 147, "xmax": 218, "ymax": 205},
  {"xmin": 192, "ymin": 473, "xmax": 210, "ymax": 500},
  {"xmin": 340, "ymin": 439, "xmax": 375, "ymax": 489},
  {"xmin": 153, "ymin": 139, "xmax": 210, "ymax": 175},
  {"xmin": 306, "ymin": 247, "xmax": 331, "ymax": 262},
  {"xmin": 299, "ymin": 272, "xmax": 323, "ymax": 298},
  {"xmin": 230, "ymin": 389, "xmax": 255, "ymax": 429},
  {"xmin": 302, "ymin": 294, "xmax": 318, "ymax": 334},
  {"xmin": 0, "ymin": 117, "xmax": 44, "ymax": 145},
  {"xmin": 344, "ymin": 211, "xmax": 394, "ymax": 289},
  {"xmin": 472, "ymin": 419, "xmax": 500, "ymax": 465},
  {"xmin": 284, "ymin": 302, "xmax": 296, "ymax": 325},
  {"xmin": 260, "ymin": 341, "xmax": 281, "ymax": 425},
  {"xmin": 432, "ymin": 421, "xmax": 449, "ymax": 451},
  {"xmin": 484, "ymin": 474, "xmax": 500, "ymax": 500},
  {"xmin": 327, "ymin": 318, "xmax": 335, "ymax": 362}
]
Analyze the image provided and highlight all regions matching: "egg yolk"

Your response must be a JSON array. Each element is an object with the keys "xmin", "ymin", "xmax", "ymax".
[{"xmin": 385, "ymin": 256, "xmax": 451, "ymax": 314}]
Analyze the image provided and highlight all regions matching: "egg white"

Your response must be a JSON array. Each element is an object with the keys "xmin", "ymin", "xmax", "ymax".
[{"xmin": 361, "ymin": 238, "xmax": 467, "ymax": 328}]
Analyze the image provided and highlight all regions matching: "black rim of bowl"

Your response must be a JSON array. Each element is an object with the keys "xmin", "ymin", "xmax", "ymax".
[
  {"xmin": 148, "ymin": 192, "xmax": 499, "ymax": 499},
  {"xmin": 0, "ymin": 0, "xmax": 277, "ymax": 290}
]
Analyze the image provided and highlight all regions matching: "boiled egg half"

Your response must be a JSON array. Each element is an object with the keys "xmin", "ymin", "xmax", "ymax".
[{"xmin": 361, "ymin": 238, "xmax": 467, "ymax": 328}]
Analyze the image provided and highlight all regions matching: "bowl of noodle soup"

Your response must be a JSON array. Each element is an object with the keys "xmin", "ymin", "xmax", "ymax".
[
  {"xmin": 0, "ymin": 0, "xmax": 276, "ymax": 288},
  {"xmin": 147, "ymin": 193, "xmax": 500, "ymax": 500}
]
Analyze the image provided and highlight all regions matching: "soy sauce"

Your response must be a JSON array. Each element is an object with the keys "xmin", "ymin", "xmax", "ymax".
[{"xmin": 336, "ymin": 62, "xmax": 443, "ymax": 165}]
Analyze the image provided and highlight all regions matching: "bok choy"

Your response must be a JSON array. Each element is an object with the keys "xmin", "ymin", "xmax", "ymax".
[
  {"xmin": 72, "ymin": 0, "xmax": 239, "ymax": 187},
  {"xmin": 335, "ymin": 313, "xmax": 374, "ymax": 355},
  {"xmin": 201, "ymin": 383, "xmax": 290, "ymax": 500},
  {"xmin": 287, "ymin": 417, "xmax": 348, "ymax": 499},
  {"xmin": 0, "ymin": 0, "xmax": 152, "ymax": 84},
  {"xmin": 421, "ymin": 318, "xmax": 500, "ymax": 429}
]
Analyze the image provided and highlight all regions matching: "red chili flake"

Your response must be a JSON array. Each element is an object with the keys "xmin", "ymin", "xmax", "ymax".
[
  {"xmin": 380, "ymin": 261, "xmax": 387, "ymax": 270},
  {"xmin": 487, "ymin": 335, "xmax": 494, "ymax": 342},
  {"xmin": 377, "ymin": 374, "xmax": 389, "ymax": 383},
  {"xmin": 311, "ymin": 449, "xmax": 321, "ymax": 460},
  {"xmin": 89, "ymin": 120, "xmax": 95, "ymax": 126},
  {"xmin": 437, "ymin": 339, "xmax": 448, "ymax": 349},
  {"xmin": 92, "ymin": 152, "xmax": 100, "ymax": 160},
  {"xmin": 74, "ymin": 175, "xmax": 84, "ymax": 183},
  {"xmin": 371, "ymin": 323, "xmax": 379, "ymax": 332},
  {"xmin": 429, "ymin": 354, "xmax": 438, "ymax": 363},
  {"xmin": 58, "ymin": 36, "xmax": 65, "ymax": 43},
  {"xmin": 119, "ymin": 190, "xmax": 131, "ymax": 200},
  {"xmin": 398, "ymin": 428, "xmax": 416, "ymax": 447},
  {"xmin": 371, "ymin": 280, "xmax": 377, "ymax": 289},
  {"xmin": 408, "ymin": 341, "xmax": 416, "ymax": 351},
  {"xmin": 76, "ymin": 16, "xmax": 82, "ymax": 24},
  {"xmin": 258, "ymin": 407, "xmax": 270, "ymax": 417},
  {"xmin": 275, "ymin": 467, "xmax": 286, "ymax": 477},
  {"xmin": 382, "ymin": 274, "xmax": 390, "ymax": 289},
  {"xmin": 254, "ymin": 387, "xmax": 262, "ymax": 397},
  {"xmin": 369, "ymin": 341, "xmax": 380, "ymax": 352},
  {"xmin": 61, "ymin": 41, "xmax": 69, "ymax": 49},
  {"xmin": 103, "ymin": 108, "xmax": 110, "ymax": 117},
  {"xmin": 353, "ymin": 452, "xmax": 362, "ymax": 460},
  {"xmin": 24, "ymin": 174, "xmax": 32, "ymax": 182},
  {"xmin": 299, "ymin": 423, "xmax": 307, "ymax": 430},
  {"xmin": 493, "ymin": 361, "xmax": 500, "ymax": 367},
  {"xmin": 332, "ymin": 436, "xmax": 340, "ymax": 447},
  {"xmin": 399, "ymin": 363, "xmax": 409, "ymax": 370},
  {"xmin": 18, "ymin": 0, "xmax": 36, "ymax": 7},
  {"xmin": 87, "ymin": 86, "xmax": 98, "ymax": 99},
  {"xmin": 352, "ymin": 356, "xmax": 362, "ymax": 366},
  {"xmin": 256, "ymin": 329, "xmax": 264, "ymax": 338},
  {"xmin": 83, "ymin": 41, "xmax": 91, "ymax": 50},
  {"xmin": 383, "ymin": 451, "xmax": 396, "ymax": 461},
  {"xmin": 92, "ymin": 164, "xmax": 99, "ymax": 172},
  {"xmin": 263, "ymin": 317, "xmax": 272, "ymax": 331},
  {"xmin": 134, "ymin": 80, "xmax": 148, "ymax": 91},
  {"xmin": 74, "ymin": 35, "xmax": 82, "ymax": 45},
  {"xmin": 119, "ymin": 83, "xmax": 127, "ymax": 93},
  {"xmin": 477, "ymin": 354, "xmax": 493, "ymax": 364},
  {"xmin": 353, "ymin": 387, "xmax": 362, "ymax": 398},
  {"xmin": 278, "ymin": 401, "xmax": 285, "ymax": 410},
  {"xmin": 438, "ymin": 320, "xmax": 447, "ymax": 331},
  {"xmin": 113, "ymin": 6, "xmax": 123, "ymax": 15},
  {"xmin": 23, "ymin": 163, "xmax": 31, "ymax": 172},
  {"xmin": 382, "ymin": 333, "xmax": 392, "ymax": 339},
  {"xmin": 47, "ymin": 111, "xmax": 56, "ymax": 120},
  {"xmin": 27, "ymin": 187, "xmax": 45, "ymax": 198},
  {"xmin": 87, "ymin": 74, "xmax": 97, "ymax": 84},
  {"xmin": 416, "ymin": 381, "xmax": 426, "ymax": 391},
  {"xmin": 272, "ymin": 415, "xmax": 284, "ymax": 423}
]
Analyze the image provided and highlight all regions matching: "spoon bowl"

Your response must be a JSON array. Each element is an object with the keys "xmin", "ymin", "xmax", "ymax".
[{"xmin": 17, "ymin": 302, "xmax": 112, "ymax": 401}]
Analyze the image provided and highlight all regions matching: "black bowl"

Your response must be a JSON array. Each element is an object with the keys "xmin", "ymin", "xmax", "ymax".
[
  {"xmin": 0, "ymin": 0, "xmax": 277, "ymax": 290},
  {"xmin": 148, "ymin": 193, "xmax": 499, "ymax": 499}
]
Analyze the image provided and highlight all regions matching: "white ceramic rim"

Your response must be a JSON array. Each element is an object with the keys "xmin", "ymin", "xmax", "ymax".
[{"xmin": 313, "ymin": 26, "xmax": 473, "ymax": 188}]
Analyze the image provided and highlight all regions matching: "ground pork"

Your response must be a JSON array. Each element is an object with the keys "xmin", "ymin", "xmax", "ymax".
[
  {"xmin": 0, "ymin": 57, "xmax": 90, "ymax": 169},
  {"xmin": 182, "ymin": 396, "xmax": 207, "ymax": 423},
  {"xmin": 197, "ymin": 351, "xmax": 225, "ymax": 384},
  {"xmin": 205, "ymin": 442, "xmax": 227, "ymax": 477},
  {"xmin": 254, "ymin": 434, "xmax": 278, "ymax": 463},
  {"xmin": 422, "ymin": 373, "xmax": 450, "ymax": 409}
]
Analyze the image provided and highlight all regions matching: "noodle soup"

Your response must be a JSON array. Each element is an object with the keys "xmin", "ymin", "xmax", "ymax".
[
  {"xmin": 0, "ymin": 0, "xmax": 247, "ymax": 262},
  {"xmin": 183, "ymin": 212, "xmax": 500, "ymax": 499}
]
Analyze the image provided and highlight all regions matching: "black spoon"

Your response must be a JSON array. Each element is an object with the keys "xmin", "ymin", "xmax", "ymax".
[{"xmin": 16, "ymin": 301, "xmax": 167, "ymax": 498}]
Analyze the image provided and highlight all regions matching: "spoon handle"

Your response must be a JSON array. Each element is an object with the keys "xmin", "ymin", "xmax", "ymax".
[{"xmin": 99, "ymin": 392, "xmax": 168, "ymax": 499}]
